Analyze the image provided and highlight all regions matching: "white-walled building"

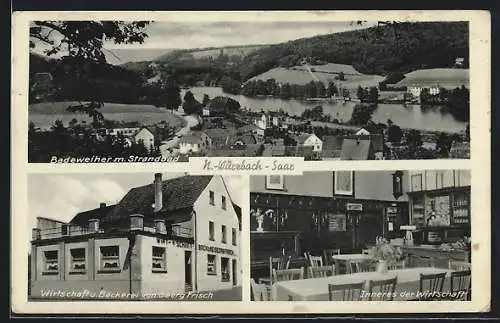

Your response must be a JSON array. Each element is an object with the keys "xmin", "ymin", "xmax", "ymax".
[
  {"xmin": 296, "ymin": 133, "xmax": 323, "ymax": 152},
  {"xmin": 134, "ymin": 128, "xmax": 156, "ymax": 152},
  {"xmin": 30, "ymin": 174, "xmax": 241, "ymax": 300}
]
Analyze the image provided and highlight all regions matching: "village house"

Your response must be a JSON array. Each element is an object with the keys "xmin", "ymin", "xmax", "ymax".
[
  {"xmin": 134, "ymin": 127, "xmax": 157, "ymax": 152},
  {"xmin": 321, "ymin": 134, "xmax": 385, "ymax": 160},
  {"xmin": 30, "ymin": 174, "xmax": 241, "ymax": 300},
  {"xmin": 295, "ymin": 133, "xmax": 323, "ymax": 152},
  {"xmin": 178, "ymin": 132, "xmax": 211, "ymax": 155}
]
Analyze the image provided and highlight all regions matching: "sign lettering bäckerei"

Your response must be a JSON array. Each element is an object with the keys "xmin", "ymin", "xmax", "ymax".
[{"xmin": 198, "ymin": 244, "xmax": 235, "ymax": 255}]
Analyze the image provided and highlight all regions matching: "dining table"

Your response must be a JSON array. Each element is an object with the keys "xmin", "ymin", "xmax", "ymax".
[
  {"xmin": 331, "ymin": 253, "xmax": 374, "ymax": 274},
  {"xmin": 270, "ymin": 267, "xmax": 453, "ymax": 301}
]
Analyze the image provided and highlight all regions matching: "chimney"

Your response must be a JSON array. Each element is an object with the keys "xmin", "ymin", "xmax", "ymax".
[
  {"xmin": 154, "ymin": 218, "xmax": 166, "ymax": 234},
  {"xmin": 32, "ymin": 228, "xmax": 41, "ymax": 240},
  {"xmin": 88, "ymin": 219, "xmax": 100, "ymax": 232},
  {"xmin": 130, "ymin": 214, "xmax": 144, "ymax": 231},
  {"xmin": 99, "ymin": 202, "xmax": 106, "ymax": 208},
  {"xmin": 154, "ymin": 173, "xmax": 163, "ymax": 212}
]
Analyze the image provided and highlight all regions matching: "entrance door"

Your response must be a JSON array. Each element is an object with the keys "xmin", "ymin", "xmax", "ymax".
[
  {"xmin": 184, "ymin": 251, "xmax": 192, "ymax": 292},
  {"xmin": 232, "ymin": 259, "xmax": 237, "ymax": 286}
]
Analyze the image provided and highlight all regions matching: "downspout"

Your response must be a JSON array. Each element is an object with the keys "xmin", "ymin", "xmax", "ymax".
[{"xmin": 192, "ymin": 210, "xmax": 197, "ymax": 292}]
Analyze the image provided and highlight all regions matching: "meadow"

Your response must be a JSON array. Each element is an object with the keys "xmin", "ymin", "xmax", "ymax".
[
  {"xmin": 29, "ymin": 101, "xmax": 184, "ymax": 130},
  {"xmin": 248, "ymin": 64, "xmax": 384, "ymax": 90}
]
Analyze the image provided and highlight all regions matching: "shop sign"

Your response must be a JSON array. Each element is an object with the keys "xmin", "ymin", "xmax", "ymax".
[
  {"xmin": 346, "ymin": 203, "xmax": 363, "ymax": 211},
  {"xmin": 156, "ymin": 238, "xmax": 193, "ymax": 249},
  {"xmin": 198, "ymin": 244, "xmax": 235, "ymax": 256}
]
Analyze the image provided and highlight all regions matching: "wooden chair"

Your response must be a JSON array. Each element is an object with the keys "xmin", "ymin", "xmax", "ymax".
[
  {"xmin": 250, "ymin": 278, "xmax": 268, "ymax": 301},
  {"xmin": 366, "ymin": 277, "xmax": 398, "ymax": 301},
  {"xmin": 349, "ymin": 259, "xmax": 374, "ymax": 274},
  {"xmin": 273, "ymin": 267, "xmax": 304, "ymax": 282},
  {"xmin": 323, "ymin": 249, "xmax": 340, "ymax": 266},
  {"xmin": 388, "ymin": 260, "xmax": 406, "ymax": 270},
  {"xmin": 449, "ymin": 260, "xmax": 471, "ymax": 271},
  {"xmin": 259, "ymin": 256, "xmax": 291, "ymax": 298},
  {"xmin": 450, "ymin": 270, "xmax": 471, "ymax": 301},
  {"xmin": 309, "ymin": 255, "xmax": 323, "ymax": 268},
  {"xmin": 308, "ymin": 265, "xmax": 335, "ymax": 278},
  {"xmin": 418, "ymin": 272, "xmax": 446, "ymax": 300},
  {"xmin": 328, "ymin": 282, "xmax": 364, "ymax": 301}
]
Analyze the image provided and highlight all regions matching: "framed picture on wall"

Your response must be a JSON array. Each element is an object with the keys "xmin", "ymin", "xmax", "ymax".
[
  {"xmin": 266, "ymin": 175, "xmax": 285, "ymax": 190},
  {"xmin": 334, "ymin": 171, "xmax": 353, "ymax": 195}
]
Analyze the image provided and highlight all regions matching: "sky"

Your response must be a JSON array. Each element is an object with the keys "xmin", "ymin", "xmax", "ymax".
[
  {"xmin": 31, "ymin": 21, "xmax": 375, "ymax": 63},
  {"xmin": 27, "ymin": 173, "xmax": 244, "ymax": 241},
  {"xmin": 105, "ymin": 21, "xmax": 374, "ymax": 50}
]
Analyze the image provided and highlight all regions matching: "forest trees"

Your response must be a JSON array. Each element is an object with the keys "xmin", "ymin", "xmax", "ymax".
[
  {"xmin": 356, "ymin": 86, "xmax": 379, "ymax": 103},
  {"xmin": 29, "ymin": 21, "xmax": 150, "ymax": 126}
]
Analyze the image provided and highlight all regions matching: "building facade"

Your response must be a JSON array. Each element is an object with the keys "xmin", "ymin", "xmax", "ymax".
[{"xmin": 30, "ymin": 174, "xmax": 241, "ymax": 300}]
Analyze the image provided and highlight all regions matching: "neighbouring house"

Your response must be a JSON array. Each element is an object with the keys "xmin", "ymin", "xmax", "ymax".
[
  {"xmin": 237, "ymin": 124, "xmax": 262, "ymax": 138},
  {"xmin": 232, "ymin": 134, "xmax": 258, "ymax": 147},
  {"xmin": 355, "ymin": 128, "xmax": 371, "ymax": 136},
  {"xmin": 254, "ymin": 111, "xmax": 285, "ymax": 130},
  {"xmin": 206, "ymin": 144, "xmax": 262, "ymax": 157},
  {"xmin": 203, "ymin": 129, "xmax": 236, "ymax": 149},
  {"xmin": 296, "ymin": 133, "xmax": 323, "ymax": 152},
  {"xmin": 134, "ymin": 127, "xmax": 157, "ymax": 152},
  {"xmin": 30, "ymin": 174, "xmax": 241, "ymax": 300},
  {"xmin": 321, "ymin": 134, "xmax": 385, "ymax": 160},
  {"xmin": 340, "ymin": 137, "xmax": 374, "ymax": 160},
  {"xmin": 321, "ymin": 136, "xmax": 344, "ymax": 160},
  {"xmin": 179, "ymin": 132, "xmax": 211, "ymax": 155},
  {"xmin": 107, "ymin": 127, "xmax": 141, "ymax": 137}
]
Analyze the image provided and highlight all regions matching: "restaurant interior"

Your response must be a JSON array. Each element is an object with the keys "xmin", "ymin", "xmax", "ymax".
[{"xmin": 249, "ymin": 171, "xmax": 471, "ymax": 301}]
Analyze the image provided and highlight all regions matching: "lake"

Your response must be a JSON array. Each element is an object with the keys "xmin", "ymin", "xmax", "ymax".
[{"xmin": 182, "ymin": 87, "xmax": 467, "ymax": 133}]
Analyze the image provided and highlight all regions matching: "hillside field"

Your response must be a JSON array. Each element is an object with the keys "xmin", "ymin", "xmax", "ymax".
[
  {"xmin": 393, "ymin": 68, "xmax": 469, "ymax": 89},
  {"xmin": 29, "ymin": 101, "xmax": 184, "ymax": 130},
  {"xmin": 248, "ymin": 64, "xmax": 384, "ymax": 90}
]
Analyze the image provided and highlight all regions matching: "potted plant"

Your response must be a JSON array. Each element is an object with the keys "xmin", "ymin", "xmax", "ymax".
[{"xmin": 369, "ymin": 236, "xmax": 404, "ymax": 273}]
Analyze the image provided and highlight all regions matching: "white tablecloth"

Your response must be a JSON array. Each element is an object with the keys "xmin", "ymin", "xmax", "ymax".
[
  {"xmin": 271, "ymin": 267, "xmax": 452, "ymax": 301},
  {"xmin": 331, "ymin": 254, "xmax": 373, "ymax": 274}
]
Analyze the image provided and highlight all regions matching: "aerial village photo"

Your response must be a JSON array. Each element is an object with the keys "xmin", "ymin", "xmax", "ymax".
[
  {"xmin": 28, "ymin": 173, "xmax": 243, "ymax": 300},
  {"xmin": 28, "ymin": 20, "xmax": 470, "ymax": 162},
  {"xmin": 249, "ymin": 171, "xmax": 471, "ymax": 301}
]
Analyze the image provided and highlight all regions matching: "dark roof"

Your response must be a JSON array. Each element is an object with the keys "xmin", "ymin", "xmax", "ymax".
[
  {"xmin": 70, "ymin": 205, "xmax": 116, "ymax": 227},
  {"xmin": 233, "ymin": 134, "xmax": 257, "ymax": 145},
  {"xmin": 340, "ymin": 138, "xmax": 372, "ymax": 160},
  {"xmin": 323, "ymin": 136, "xmax": 344, "ymax": 151},
  {"xmin": 207, "ymin": 144, "xmax": 262, "ymax": 157},
  {"xmin": 102, "ymin": 176, "xmax": 213, "ymax": 226},
  {"xmin": 342, "ymin": 134, "xmax": 384, "ymax": 152}
]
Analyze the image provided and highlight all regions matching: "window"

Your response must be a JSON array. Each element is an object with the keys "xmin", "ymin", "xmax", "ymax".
[
  {"xmin": 232, "ymin": 228, "xmax": 237, "ymax": 246},
  {"xmin": 99, "ymin": 246, "xmax": 120, "ymax": 272},
  {"xmin": 70, "ymin": 248, "xmax": 86, "ymax": 274},
  {"xmin": 209, "ymin": 221, "xmax": 215, "ymax": 241},
  {"xmin": 221, "ymin": 196, "xmax": 227, "ymax": 210},
  {"xmin": 221, "ymin": 225, "xmax": 227, "ymax": 244},
  {"xmin": 221, "ymin": 257, "xmax": 230, "ymax": 282},
  {"xmin": 207, "ymin": 254, "xmax": 216, "ymax": 275},
  {"xmin": 436, "ymin": 171, "xmax": 445, "ymax": 189},
  {"xmin": 209, "ymin": 191, "xmax": 215, "ymax": 205},
  {"xmin": 411, "ymin": 173, "xmax": 423, "ymax": 191},
  {"xmin": 152, "ymin": 246, "xmax": 167, "ymax": 273},
  {"xmin": 43, "ymin": 250, "xmax": 58, "ymax": 274},
  {"xmin": 61, "ymin": 224, "xmax": 68, "ymax": 236}
]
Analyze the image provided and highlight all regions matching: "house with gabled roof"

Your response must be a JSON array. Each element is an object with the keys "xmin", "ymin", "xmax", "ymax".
[{"xmin": 30, "ymin": 174, "xmax": 241, "ymax": 300}]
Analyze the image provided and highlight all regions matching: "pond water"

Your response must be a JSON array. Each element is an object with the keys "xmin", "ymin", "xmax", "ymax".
[{"xmin": 182, "ymin": 87, "xmax": 467, "ymax": 133}]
